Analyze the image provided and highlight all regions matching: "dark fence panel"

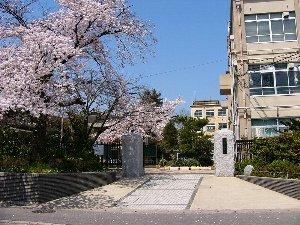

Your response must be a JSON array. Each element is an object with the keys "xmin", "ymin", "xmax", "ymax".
[
  {"xmin": 101, "ymin": 142, "xmax": 159, "ymax": 168},
  {"xmin": 102, "ymin": 142, "xmax": 122, "ymax": 168},
  {"xmin": 143, "ymin": 144, "xmax": 158, "ymax": 166},
  {"xmin": 235, "ymin": 140, "xmax": 254, "ymax": 162}
]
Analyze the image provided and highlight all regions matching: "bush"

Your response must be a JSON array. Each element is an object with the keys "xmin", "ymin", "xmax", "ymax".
[
  {"xmin": 0, "ymin": 155, "xmax": 29, "ymax": 173},
  {"xmin": 236, "ymin": 129, "xmax": 300, "ymax": 179},
  {"xmin": 166, "ymin": 158, "xmax": 200, "ymax": 167},
  {"xmin": 235, "ymin": 159, "xmax": 300, "ymax": 179},
  {"xmin": 0, "ymin": 127, "xmax": 32, "ymax": 159},
  {"xmin": 158, "ymin": 158, "xmax": 168, "ymax": 167},
  {"xmin": 251, "ymin": 132, "xmax": 300, "ymax": 165},
  {"xmin": 27, "ymin": 163, "xmax": 58, "ymax": 173},
  {"xmin": 56, "ymin": 156, "xmax": 103, "ymax": 172},
  {"xmin": 235, "ymin": 157, "xmax": 265, "ymax": 175}
]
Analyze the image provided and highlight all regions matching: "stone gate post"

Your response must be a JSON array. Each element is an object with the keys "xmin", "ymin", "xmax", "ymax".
[
  {"xmin": 214, "ymin": 130, "xmax": 235, "ymax": 177},
  {"xmin": 121, "ymin": 133, "xmax": 144, "ymax": 178}
]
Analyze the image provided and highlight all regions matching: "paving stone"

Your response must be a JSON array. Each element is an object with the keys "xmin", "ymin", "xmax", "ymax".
[{"xmin": 117, "ymin": 174, "xmax": 203, "ymax": 210}]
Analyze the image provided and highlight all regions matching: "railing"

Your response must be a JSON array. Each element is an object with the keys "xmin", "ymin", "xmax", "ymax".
[
  {"xmin": 101, "ymin": 142, "xmax": 122, "ymax": 169},
  {"xmin": 235, "ymin": 140, "xmax": 254, "ymax": 162},
  {"xmin": 100, "ymin": 142, "xmax": 159, "ymax": 168}
]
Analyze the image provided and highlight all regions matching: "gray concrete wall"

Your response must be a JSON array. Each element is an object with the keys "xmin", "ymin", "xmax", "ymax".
[
  {"xmin": 0, "ymin": 172, "xmax": 117, "ymax": 206},
  {"xmin": 237, "ymin": 175, "xmax": 300, "ymax": 200}
]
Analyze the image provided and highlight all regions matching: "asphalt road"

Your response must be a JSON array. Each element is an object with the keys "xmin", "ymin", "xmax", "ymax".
[{"xmin": 0, "ymin": 208, "xmax": 299, "ymax": 225}]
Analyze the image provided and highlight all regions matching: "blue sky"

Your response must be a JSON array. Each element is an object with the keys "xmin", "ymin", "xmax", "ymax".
[
  {"xmin": 30, "ymin": 0, "xmax": 230, "ymax": 112},
  {"xmin": 125, "ymin": 0, "xmax": 230, "ymax": 111}
]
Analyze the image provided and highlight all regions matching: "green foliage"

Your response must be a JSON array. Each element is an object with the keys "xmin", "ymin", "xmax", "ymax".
[
  {"xmin": 140, "ymin": 89, "xmax": 163, "ymax": 106},
  {"xmin": 281, "ymin": 119, "xmax": 300, "ymax": 132},
  {"xmin": 235, "ymin": 158, "xmax": 265, "ymax": 175},
  {"xmin": 251, "ymin": 132, "xmax": 300, "ymax": 164},
  {"xmin": 176, "ymin": 116, "xmax": 213, "ymax": 166},
  {"xmin": 160, "ymin": 121, "xmax": 178, "ymax": 159},
  {"xmin": 166, "ymin": 158, "xmax": 200, "ymax": 167},
  {"xmin": 158, "ymin": 158, "xmax": 168, "ymax": 167},
  {"xmin": 0, "ymin": 120, "xmax": 103, "ymax": 173},
  {"xmin": 27, "ymin": 163, "xmax": 59, "ymax": 173},
  {"xmin": 236, "ymin": 127, "xmax": 300, "ymax": 179},
  {"xmin": 159, "ymin": 115, "xmax": 213, "ymax": 166},
  {"xmin": 0, "ymin": 126, "xmax": 32, "ymax": 159},
  {"xmin": 0, "ymin": 155, "xmax": 29, "ymax": 173}
]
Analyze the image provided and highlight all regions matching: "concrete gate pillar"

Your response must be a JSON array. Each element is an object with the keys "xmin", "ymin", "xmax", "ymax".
[
  {"xmin": 214, "ymin": 130, "xmax": 235, "ymax": 177},
  {"xmin": 121, "ymin": 133, "xmax": 144, "ymax": 178}
]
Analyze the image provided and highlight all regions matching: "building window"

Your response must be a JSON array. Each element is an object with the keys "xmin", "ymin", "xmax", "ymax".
[
  {"xmin": 206, "ymin": 124, "xmax": 215, "ymax": 131},
  {"xmin": 218, "ymin": 108, "xmax": 227, "ymax": 116},
  {"xmin": 219, "ymin": 123, "xmax": 228, "ymax": 129},
  {"xmin": 251, "ymin": 118, "xmax": 289, "ymax": 137},
  {"xmin": 194, "ymin": 110, "xmax": 202, "ymax": 118},
  {"xmin": 249, "ymin": 63, "xmax": 300, "ymax": 96},
  {"xmin": 206, "ymin": 109, "xmax": 215, "ymax": 117},
  {"xmin": 245, "ymin": 11, "xmax": 297, "ymax": 43}
]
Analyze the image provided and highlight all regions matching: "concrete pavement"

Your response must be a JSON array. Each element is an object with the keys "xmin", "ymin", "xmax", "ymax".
[
  {"xmin": 190, "ymin": 175, "xmax": 300, "ymax": 211},
  {"xmin": 117, "ymin": 174, "xmax": 203, "ymax": 210},
  {"xmin": 7, "ymin": 173, "xmax": 300, "ymax": 212},
  {"xmin": 1, "ymin": 172, "xmax": 300, "ymax": 225},
  {"xmin": 32, "ymin": 176, "xmax": 149, "ymax": 210},
  {"xmin": 1, "ymin": 207, "xmax": 300, "ymax": 225}
]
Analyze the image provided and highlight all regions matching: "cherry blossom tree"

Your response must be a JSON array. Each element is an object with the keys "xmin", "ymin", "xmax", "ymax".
[
  {"xmin": 0, "ymin": 0, "xmax": 181, "ymax": 155},
  {"xmin": 65, "ymin": 69, "xmax": 181, "ymax": 150}
]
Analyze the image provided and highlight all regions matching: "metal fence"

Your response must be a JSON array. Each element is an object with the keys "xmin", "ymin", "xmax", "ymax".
[
  {"xmin": 235, "ymin": 140, "xmax": 254, "ymax": 162},
  {"xmin": 100, "ymin": 142, "xmax": 159, "ymax": 168},
  {"xmin": 101, "ymin": 142, "xmax": 122, "ymax": 169}
]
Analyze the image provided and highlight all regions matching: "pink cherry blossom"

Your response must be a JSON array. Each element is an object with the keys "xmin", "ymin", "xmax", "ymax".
[{"xmin": 0, "ymin": 0, "xmax": 180, "ymax": 141}]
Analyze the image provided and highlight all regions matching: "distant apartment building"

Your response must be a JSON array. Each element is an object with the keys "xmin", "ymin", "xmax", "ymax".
[
  {"xmin": 220, "ymin": 0, "xmax": 300, "ymax": 139},
  {"xmin": 190, "ymin": 100, "xmax": 229, "ymax": 135}
]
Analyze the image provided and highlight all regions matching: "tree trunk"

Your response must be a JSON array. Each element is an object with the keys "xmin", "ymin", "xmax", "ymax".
[{"xmin": 31, "ymin": 114, "xmax": 48, "ymax": 162}]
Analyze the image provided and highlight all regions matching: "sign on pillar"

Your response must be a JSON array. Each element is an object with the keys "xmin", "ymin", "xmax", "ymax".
[{"xmin": 214, "ymin": 130, "xmax": 235, "ymax": 177}]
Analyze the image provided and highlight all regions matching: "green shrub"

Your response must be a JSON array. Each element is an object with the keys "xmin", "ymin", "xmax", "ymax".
[
  {"xmin": 158, "ymin": 158, "xmax": 168, "ymax": 167},
  {"xmin": 27, "ymin": 163, "xmax": 58, "ymax": 173},
  {"xmin": 166, "ymin": 158, "xmax": 200, "ymax": 167},
  {"xmin": 236, "ymin": 129, "xmax": 300, "ymax": 179},
  {"xmin": 251, "ymin": 132, "xmax": 300, "ymax": 165},
  {"xmin": 235, "ymin": 157, "xmax": 266, "ymax": 175},
  {"xmin": 56, "ymin": 156, "xmax": 103, "ymax": 172},
  {"xmin": 0, "ymin": 155, "xmax": 29, "ymax": 172}
]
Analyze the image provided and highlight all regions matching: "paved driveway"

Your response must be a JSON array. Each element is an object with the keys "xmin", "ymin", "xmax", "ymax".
[{"xmin": 117, "ymin": 174, "xmax": 203, "ymax": 210}]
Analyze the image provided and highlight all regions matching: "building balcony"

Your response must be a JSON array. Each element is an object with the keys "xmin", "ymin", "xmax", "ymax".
[{"xmin": 220, "ymin": 74, "xmax": 232, "ymax": 95}]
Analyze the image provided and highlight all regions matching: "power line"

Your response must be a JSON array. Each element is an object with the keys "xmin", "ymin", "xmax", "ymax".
[
  {"xmin": 236, "ymin": 51, "xmax": 300, "ymax": 78},
  {"xmin": 135, "ymin": 58, "xmax": 227, "ymax": 80}
]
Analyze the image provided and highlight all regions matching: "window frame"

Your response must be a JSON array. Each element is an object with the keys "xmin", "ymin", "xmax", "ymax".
[
  {"xmin": 205, "ymin": 109, "xmax": 215, "ymax": 117},
  {"xmin": 249, "ymin": 64, "xmax": 300, "ymax": 96},
  {"xmin": 218, "ymin": 123, "xmax": 228, "ymax": 129},
  {"xmin": 218, "ymin": 108, "xmax": 227, "ymax": 117},
  {"xmin": 245, "ymin": 12, "xmax": 297, "ymax": 43},
  {"xmin": 206, "ymin": 124, "xmax": 216, "ymax": 131},
  {"xmin": 251, "ymin": 118, "xmax": 289, "ymax": 137},
  {"xmin": 194, "ymin": 110, "xmax": 203, "ymax": 118}
]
